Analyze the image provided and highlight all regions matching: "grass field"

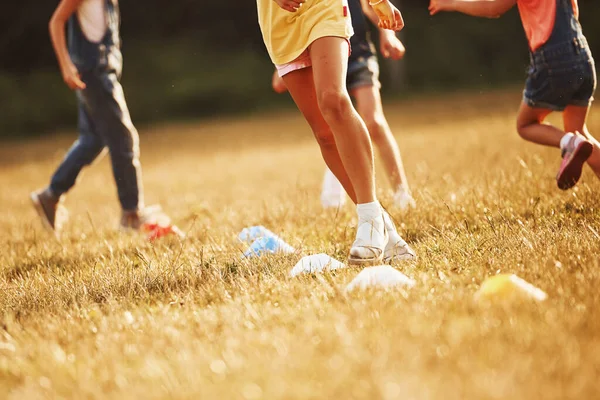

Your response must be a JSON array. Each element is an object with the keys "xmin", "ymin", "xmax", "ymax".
[{"xmin": 1, "ymin": 89, "xmax": 600, "ymax": 399}]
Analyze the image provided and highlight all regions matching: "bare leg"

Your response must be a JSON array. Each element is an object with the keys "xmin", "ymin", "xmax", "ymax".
[
  {"xmin": 282, "ymin": 63, "xmax": 414, "ymax": 262},
  {"xmin": 282, "ymin": 67, "xmax": 357, "ymax": 203},
  {"xmin": 309, "ymin": 37, "xmax": 377, "ymax": 204},
  {"xmin": 516, "ymin": 102, "xmax": 561, "ymax": 147},
  {"xmin": 352, "ymin": 84, "xmax": 409, "ymax": 193},
  {"xmin": 282, "ymin": 36, "xmax": 388, "ymax": 264}
]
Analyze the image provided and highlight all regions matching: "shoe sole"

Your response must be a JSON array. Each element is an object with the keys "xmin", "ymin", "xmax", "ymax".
[
  {"xmin": 30, "ymin": 192, "xmax": 57, "ymax": 237},
  {"xmin": 557, "ymin": 141, "xmax": 593, "ymax": 190},
  {"xmin": 348, "ymin": 223, "xmax": 388, "ymax": 266},
  {"xmin": 383, "ymin": 252, "xmax": 417, "ymax": 264},
  {"xmin": 348, "ymin": 252, "xmax": 384, "ymax": 267}
]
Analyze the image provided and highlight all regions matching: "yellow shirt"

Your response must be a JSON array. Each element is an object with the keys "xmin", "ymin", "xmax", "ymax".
[{"xmin": 257, "ymin": 0, "xmax": 354, "ymax": 65}]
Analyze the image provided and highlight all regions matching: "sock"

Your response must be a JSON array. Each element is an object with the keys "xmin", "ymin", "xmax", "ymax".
[
  {"xmin": 357, "ymin": 200, "xmax": 382, "ymax": 221},
  {"xmin": 560, "ymin": 133, "xmax": 575, "ymax": 151}
]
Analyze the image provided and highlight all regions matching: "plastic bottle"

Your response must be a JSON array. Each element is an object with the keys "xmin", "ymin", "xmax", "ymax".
[{"xmin": 243, "ymin": 236, "xmax": 295, "ymax": 258}]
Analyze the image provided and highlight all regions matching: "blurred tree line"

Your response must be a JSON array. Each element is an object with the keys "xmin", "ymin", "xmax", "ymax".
[{"xmin": 1, "ymin": 1, "xmax": 599, "ymax": 137}]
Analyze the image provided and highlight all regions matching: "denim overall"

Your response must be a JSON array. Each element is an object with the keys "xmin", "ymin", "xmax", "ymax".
[
  {"xmin": 523, "ymin": 0, "xmax": 597, "ymax": 111},
  {"xmin": 50, "ymin": 0, "xmax": 143, "ymax": 211}
]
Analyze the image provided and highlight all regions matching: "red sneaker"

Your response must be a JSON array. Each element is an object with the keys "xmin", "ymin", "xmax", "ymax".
[
  {"xmin": 121, "ymin": 205, "xmax": 185, "ymax": 241},
  {"xmin": 142, "ymin": 223, "xmax": 185, "ymax": 241}
]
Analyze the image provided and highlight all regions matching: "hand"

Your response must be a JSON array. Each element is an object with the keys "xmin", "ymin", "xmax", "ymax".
[
  {"xmin": 380, "ymin": 30, "xmax": 405, "ymax": 60},
  {"xmin": 370, "ymin": 0, "xmax": 404, "ymax": 31},
  {"xmin": 271, "ymin": 69, "xmax": 288, "ymax": 94},
  {"xmin": 273, "ymin": 0, "xmax": 306, "ymax": 12},
  {"xmin": 429, "ymin": 0, "xmax": 453, "ymax": 15},
  {"xmin": 60, "ymin": 60, "xmax": 86, "ymax": 90}
]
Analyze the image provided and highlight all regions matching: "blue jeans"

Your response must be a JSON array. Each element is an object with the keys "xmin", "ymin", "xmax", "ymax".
[{"xmin": 49, "ymin": 69, "xmax": 143, "ymax": 211}]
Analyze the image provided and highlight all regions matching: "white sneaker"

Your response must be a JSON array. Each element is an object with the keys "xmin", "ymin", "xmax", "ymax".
[
  {"xmin": 348, "ymin": 206, "xmax": 388, "ymax": 266},
  {"xmin": 382, "ymin": 210, "xmax": 416, "ymax": 263},
  {"xmin": 321, "ymin": 168, "xmax": 347, "ymax": 209},
  {"xmin": 393, "ymin": 187, "xmax": 416, "ymax": 211}
]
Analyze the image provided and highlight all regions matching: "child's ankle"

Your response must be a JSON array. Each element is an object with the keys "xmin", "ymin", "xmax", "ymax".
[
  {"xmin": 357, "ymin": 200, "xmax": 382, "ymax": 220},
  {"xmin": 560, "ymin": 132, "xmax": 576, "ymax": 151}
]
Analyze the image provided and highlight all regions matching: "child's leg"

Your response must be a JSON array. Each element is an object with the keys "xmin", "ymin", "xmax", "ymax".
[
  {"xmin": 283, "ymin": 66, "xmax": 414, "ymax": 261},
  {"xmin": 564, "ymin": 105, "xmax": 600, "ymax": 178},
  {"xmin": 49, "ymin": 101, "xmax": 106, "ymax": 198},
  {"xmin": 516, "ymin": 103, "xmax": 561, "ymax": 147},
  {"xmin": 563, "ymin": 105, "xmax": 589, "ymax": 134},
  {"xmin": 31, "ymin": 101, "xmax": 105, "ymax": 235},
  {"xmin": 282, "ymin": 67, "xmax": 357, "ymax": 203},
  {"xmin": 282, "ymin": 39, "xmax": 388, "ymax": 264},
  {"xmin": 309, "ymin": 37, "xmax": 377, "ymax": 205},
  {"xmin": 351, "ymin": 86, "xmax": 417, "ymax": 254},
  {"xmin": 80, "ymin": 71, "xmax": 144, "ymax": 212},
  {"xmin": 516, "ymin": 101, "xmax": 593, "ymax": 189},
  {"xmin": 352, "ymin": 84, "xmax": 410, "ymax": 194}
]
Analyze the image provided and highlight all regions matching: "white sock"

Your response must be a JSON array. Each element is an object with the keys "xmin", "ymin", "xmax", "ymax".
[
  {"xmin": 352, "ymin": 201, "xmax": 387, "ymax": 256},
  {"xmin": 560, "ymin": 133, "xmax": 575, "ymax": 151},
  {"xmin": 357, "ymin": 201, "xmax": 382, "ymax": 221}
]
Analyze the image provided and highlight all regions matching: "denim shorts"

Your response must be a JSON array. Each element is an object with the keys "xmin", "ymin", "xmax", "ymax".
[
  {"xmin": 524, "ymin": 37, "xmax": 597, "ymax": 111},
  {"xmin": 347, "ymin": 56, "xmax": 381, "ymax": 92}
]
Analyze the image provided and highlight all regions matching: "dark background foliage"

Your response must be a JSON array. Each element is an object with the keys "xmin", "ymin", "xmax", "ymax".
[{"xmin": 1, "ymin": 1, "xmax": 598, "ymax": 137}]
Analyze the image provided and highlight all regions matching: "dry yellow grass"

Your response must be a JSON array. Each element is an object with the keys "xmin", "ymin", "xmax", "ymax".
[{"xmin": 1, "ymin": 89, "xmax": 600, "ymax": 399}]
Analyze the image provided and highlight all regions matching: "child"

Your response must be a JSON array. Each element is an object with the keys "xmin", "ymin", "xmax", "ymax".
[
  {"xmin": 31, "ymin": 0, "xmax": 178, "ymax": 238},
  {"xmin": 429, "ymin": 0, "xmax": 600, "ymax": 190},
  {"xmin": 258, "ymin": 0, "xmax": 415, "ymax": 264},
  {"xmin": 272, "ymin": 0, "xmax": 416, "ymax": 211}
]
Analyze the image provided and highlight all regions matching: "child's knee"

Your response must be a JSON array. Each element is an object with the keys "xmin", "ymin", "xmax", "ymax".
[
  {"xmin": 363, "ymin": 114, "xmax": 387, "ymax": 143},
  {"xmin": 317, "ymin": 89, "xmax": 351, "ymax": 121},
  {"xmin": 78, "ymin": 135, "xmax": 105, "ymax": 160},
  {"xmin": 516, "ymin": 119, "xmax": 531, "ymax": 139}
]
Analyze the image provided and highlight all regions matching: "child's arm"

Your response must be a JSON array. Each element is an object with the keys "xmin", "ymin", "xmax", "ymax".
[
  {"xmin": 360, "ymin": 0, "xmax": 406, "ymax": 60},
  {"xmin": 360, "ymin": 0, "xmax": 383, "ymax": 26},
  {"xmin": 379, "ymin": 31, "xmax": 406, "ymax": 60},
  {"xmin": 429, "ymin": 0, "xmax": 516, "ymax": 18},
  {"xmin": 368, "ymin": 0, "xmax": 404, "ymax": 31},
  {"xmin": 49, "ymin": 0, "xmax": 86, "ymax": 90}
]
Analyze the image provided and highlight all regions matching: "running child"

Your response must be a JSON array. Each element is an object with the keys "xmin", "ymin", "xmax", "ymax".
[
  {"xmin": 272, "ymin": 0, "xmax": 416, "ymax": 211},
  {"xmin": 257, "ymin": 0, "xmax": 415, "ymax": 264},
  {"xmin": 429, "ymin": 0, "xmax": 600, "ymax": 190},
  {"xmin": 31, "ymin": 0, "xmax": 179, "ymax": 238}
]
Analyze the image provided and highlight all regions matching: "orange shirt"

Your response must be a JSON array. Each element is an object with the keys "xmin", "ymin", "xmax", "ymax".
[{"xmin": 517, "ymin": 0, "xmax": 579, "ymax": 51}]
